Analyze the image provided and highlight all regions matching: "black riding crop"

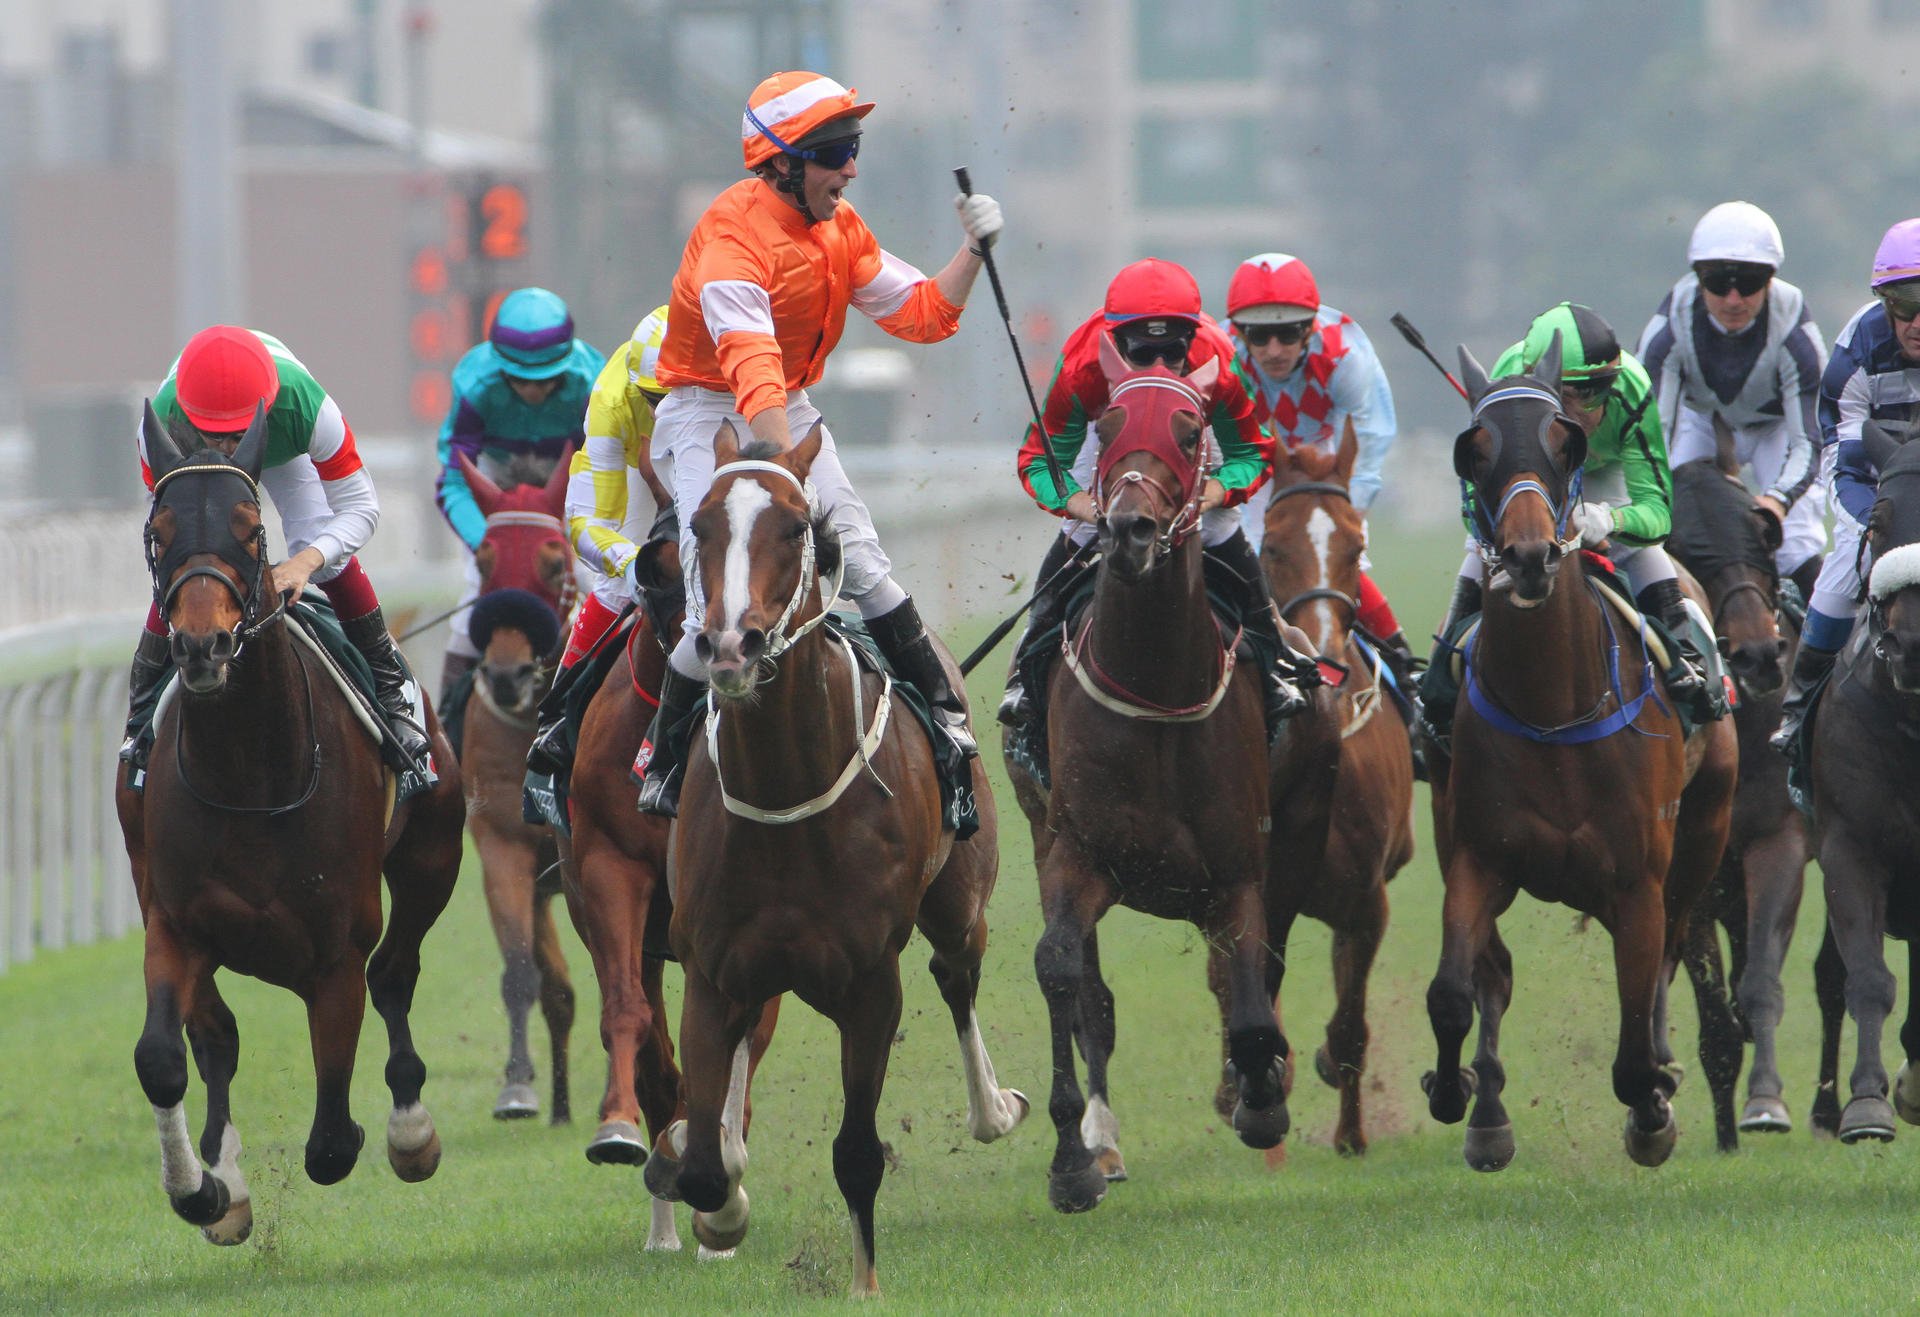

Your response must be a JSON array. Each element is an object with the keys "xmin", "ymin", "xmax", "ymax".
[{"xmin": 1390, "ymin": 313, "xmax": 1470, "ymax": 402}]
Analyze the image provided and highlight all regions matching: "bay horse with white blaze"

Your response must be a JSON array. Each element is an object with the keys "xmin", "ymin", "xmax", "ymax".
[
  {"xmin": 1428, "ymin": 338, "xmax": 1736, "ymax": 1169},
  {"xmin": 657, "ymin": 426, "xmax": 1024, "ymax": 1297},
  {"xmin": 451, "ymin": 448, "xmax": 578, "ymax": 1123},
  {"xmin": 117, "ymin": 404, "xmax": 464, "ymax": 1243},
  {"xmin": 1006, "ymin": 337, "xmax": 1295, "ymax": 1213}
]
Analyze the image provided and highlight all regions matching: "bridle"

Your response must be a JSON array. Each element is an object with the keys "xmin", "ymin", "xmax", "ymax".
[
  {"xmin": 697, "ymin": 458, "xmax": 846, "ymax": 663},
  {"xmin": 1458, "ymin": 383, "xmax": 1586, "ymax": 572},
  {"xmin": 143, "ymin": 460, "xmax": 286, "ymax": 656},
  {"xmin": 1094, "ymin": 375, "xmax": 1211, "ymax": 558},
  {"xmin": 1268, "ymin": 479, "xmax": 1360, "ymax": 624}
]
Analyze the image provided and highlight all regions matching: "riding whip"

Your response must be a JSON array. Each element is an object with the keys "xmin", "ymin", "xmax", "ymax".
[
  {"xmin": 1390, "ymin": 313, "xmax": 1470, "ymax": 402},
  {"xmin": 957, "ymin": 538, "xmax": 1097, "ymax": 677}
]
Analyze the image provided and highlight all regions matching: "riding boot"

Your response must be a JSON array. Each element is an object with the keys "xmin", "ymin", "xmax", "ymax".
[
  {"xmin": 119, "ymin": 628, "xmax": 174, "ymax": 776},
  {"xmin": 1638, "ymin": 578, "xmax": 1725, "ymax": 722},
  {"xmin": 635, "ymin": 666, "xmax": 707, "ymax": 818},
  {"xmin": 868, "ymin": 596, "xmax": 977, "ymax": 759},
  {"xmin": 525, "ymin": 699, "xmax": 572, "ymax": 777},
  {"xmin": 1203, "ymin": 532, "xmax": 1309, "ymax": 737},
  {"xmin": 1376, "ymin": 629, "xmax": 1429, "ymax": 781},
  {"xmin": 998, "ymin": 534, "xmax": 1082, "ymax": 728},
  {"xmin": 344, "ymin": 608, "xmax": 438, "ymax": 798},
  {"xmin": 1418, "ymin": 576, "xmax": 1484, "ymax": 751},
  {"xmin": 1770, "ymin": 644, "xmax": 1838, "ymax": 757}
]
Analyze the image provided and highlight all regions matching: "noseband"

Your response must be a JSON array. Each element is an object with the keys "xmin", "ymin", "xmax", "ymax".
[
  {"xmin": 703, "ymin": 459, "xmax": 846, "ymax": 663},
  {"xmin": 143, "ymin": 461, "xmax": 285, "ymax": 653},
  {"xmin": 1095, "ymin": 375, "xmax": 1210, "ymax": 557}
]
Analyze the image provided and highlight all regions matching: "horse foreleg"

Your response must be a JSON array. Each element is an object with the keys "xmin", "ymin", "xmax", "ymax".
[
  {"xmin": 479, "ymin": 831, "xmax": 542, "ymax": 1120},
  {"xmin": 1323, "ymin": 886, "xmax": 1388, "ymax": 1158},
  {"xmin": 1678, "ymin": 911, "xmax": 1743, "ymax": 1153},
  {"xmin": 1463, "ymin": 927, "xmax": 1516, "ymax": 1171},
  {"xmin": 1073, "ymin": 929, "xmax": 1123, "ymax": 1178},
  {"xmin": 532, "ymin": 888, "xmax": 576, "ymax": 1125},
  {"xmin": 186, "ymin": 977, "xmax": 251, "ymax": 1244},
  {"xmin": 303, "ymin": 957, "xmax": 370, "ymax": 1186},
  {"xmin": 1811, "ymin": 921, "xmax": 1847, "ymax": 1137},
  {"xmin": 1822, "ymin": 837, "xmax": 1897, "ymax": 1143},
  {"xmin": 832, "ymin": 960, "xmax": 905, "ymax": 1299},
  {"xmin": 1897, "ymin": 942, "xmax": 1920, "ymax": 1127},
  {"xmin": 1737, "ymin": 825, "xmax": 1809, "ymax": 1133},
  {"xmin": 1033, "ymin": 856, "xmax": 1113, "ymax": 1213},
  {"xmin": 1614, "ymin": 882, "xmax": 1678, "ymax": 1167},
  {"xmin": 920, "ymin": 889, "xmax": 1029, "ymax": 1146},
  {"xmin": 134, "ymin": 921, "xmax": 229, "ymax": 1231},
  {"xmin": 1425, "ymin": 850, "xmax": 1506, "ymax": 1137},
  {"xmin": 672, "ymin": 967, "xmax": 759, "ymax": 1248},
  {"xmin": 571, "ymin": 838, "xmax": 658, "ymax": 1166},
  {"xmin": 1210, "ymin": 881, "xmax": 1289, "ymax": 1151}
]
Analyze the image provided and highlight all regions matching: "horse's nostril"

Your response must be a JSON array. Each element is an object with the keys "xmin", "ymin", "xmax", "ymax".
[
  {"xmin": 694, "ymin": 634, "xmax": 714, "ymax": 665},
  {"xmin": 740, "ymin": 629, "xmax": 767, "ymax": 663},
  {"xmin": 211, "ymin": 632, "xmax": 235, "ymax": 661}
]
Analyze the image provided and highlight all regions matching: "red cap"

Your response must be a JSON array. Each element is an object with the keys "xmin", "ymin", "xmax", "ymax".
[
  {"xmin": 1104, "ymin": 258, "xmax": 1203, "ymax": 326},
  {"xmin": 1226, "ymin": 253, "xmax": 1320, "ymax": 325},
  {"xmin": 176, "ymin": 326, "xmax": 278, "ymax": 432}
]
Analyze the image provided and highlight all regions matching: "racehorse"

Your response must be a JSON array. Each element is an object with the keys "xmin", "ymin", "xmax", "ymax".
[
  {"xmin": 1667, "ymin": 457, "xmax": 1810, "ymax": 1140},
  {"xmin": 1005, "ymin": 337, "xmax": 1296, "ymax": 1213},
  {"xmin": 1805, "ymin": 419, "xmax": 1920, "ymax": 1144},
  {"xmin": 1427, "ymin": 338, "xmax": 1737, "ymax": 1169},
  {"xmin": 117, "ymin": 404, "xmax": 464, "ymax": 1243},
  {"xmin": 559, "ymin": 537, "xmax": 780, "ymax": 1253},
  {"xmin": 1257, "ymin": 430, "xmax": 1415, "ymax": 1156},
  {"xmin": 451, "ymin": 449, "xmax": 578, "ymax": 1123},
  {"xmin": 658, "ymin": 425, "xmax": 1025, "ymax": 1296}
]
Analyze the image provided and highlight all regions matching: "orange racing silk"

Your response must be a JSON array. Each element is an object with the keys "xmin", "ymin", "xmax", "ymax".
[{"xmin": 656, "ymin": 179, "xmax": 961, "ymax": 420}]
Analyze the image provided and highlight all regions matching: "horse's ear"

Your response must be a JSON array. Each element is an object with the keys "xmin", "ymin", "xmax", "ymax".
[
  {"xmin": 457, "ymin": 450, "xmax": 504, "ymax": 515},
  {"xmin": 231, "ymin": 402, "xmax": 269, "ymax": 484},
  {"xmin": 1334, "ymin": 416, "xmax": 1358, "ymax": 485},
  {"xmin": 542, "ymin": 442, "xmax": 575, "ymax": 520},
  {"xmin": 1457, "ymin": 346, "xmax": 1491, "ymax": 406},
  {"xmin": 1863, "ymin": 418, "xmax": 1905, "ymax": 475},
  {"xmin": 789, "ymin": 422, "xmax": 823, "ymax": 479},
  {"xmin": 142, "ymin": 399, "xmax": 184, "ymax": 483},
  {"xmin": 1531, "ymin": 330, "xmax": 1565, "ymax": 394},
  {"xmin": 1186, "ymin": 356, "xmax": 1220, "ymax": 394},
  {"xmin": 1097, "ymin": 329, "xmax": 1130, "ymax": 384},
  {"xmin": 714, "ymin": 420, "xmax": 741, "ymax": 468}
]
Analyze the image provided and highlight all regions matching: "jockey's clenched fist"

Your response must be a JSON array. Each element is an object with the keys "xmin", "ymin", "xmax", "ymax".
[{"xmin": 955, "ymin": 193, "xmax": 1003, "ymax": 250}]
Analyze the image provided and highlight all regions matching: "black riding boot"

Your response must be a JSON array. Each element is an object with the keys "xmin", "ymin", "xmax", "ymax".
[
  {"xmin": 1771, "ymin": 644, "xmax": 1838, "ymax": 757},
  {"xmin": 345, "ymin": 608, "xmax": 437, "ymax": 798},
  {"xmin": 1376, "ymin": 629, "xmax": 1429, "ymax": 781},
  {"xmin": 868, "ymin": 596, "xmax": 977, "ymax": 759},
  {"xmin": 997, "ymin": 534, "xmax": 1083, "ymax": 729},
  {"xmin": 119, "ymin": 628, "xmax": 174, "ymax": 777},
  {"xmin": 1638, "ymin": 577, "xmax": 1725, "ymax": 722},
  {"xmin": 1417, "ymin": 576, "xmax": 1484, "ymax": 751},
  {"xmin": 1204, "ymin": 532, "xmax": 1310, "ymax": 737},
  {"xmin": 635, "ymin": 666, "xmax": 707, "ymax": 818}
]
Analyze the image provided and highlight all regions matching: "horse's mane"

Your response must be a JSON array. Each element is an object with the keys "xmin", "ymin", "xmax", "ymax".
[
  {"xmin": 1280, "ymin": 443, "xmax": 1340, "ymax": 484},
  {"xmin": 1670, "ymin": 460, "xmax": 1773, "ymax": 581},
  {"xmin": 497, "ymin": 452, "xmax": 555, "ymax": 490}
]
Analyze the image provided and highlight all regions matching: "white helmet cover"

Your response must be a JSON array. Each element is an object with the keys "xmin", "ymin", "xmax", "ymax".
[{"xmin": 1688, "ymin": 201, "xmax": 1785, "ymax": 268}]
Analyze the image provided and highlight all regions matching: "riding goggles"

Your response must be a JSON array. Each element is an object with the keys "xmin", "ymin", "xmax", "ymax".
[
  {"xmin": 1236, "ymin": 321, "xmax": 1313, "ymax": 348},
  {"xmin": 1694, "ymin": 261, "xmax": 1773, "ymax": 298},
  {"xmin": 794, "ymin": 133, "xmax": 861, "ymax": 170},
  {"xmin": 1876, "ymin": 282, "xmax": 1920, "ymax": 324},
  {"xmin": 1562, "ymin": 372, "xmax": 1618, "ymax": 406},
  {"xmin": 1120, "ymin": 335, "xmax": 1193, "ymax": 368}
]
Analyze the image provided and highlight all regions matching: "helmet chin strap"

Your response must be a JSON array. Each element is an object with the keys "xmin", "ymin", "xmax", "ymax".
[{"xmin": 774, "ymin": 156, "xmax": 826, "ymax": 225}]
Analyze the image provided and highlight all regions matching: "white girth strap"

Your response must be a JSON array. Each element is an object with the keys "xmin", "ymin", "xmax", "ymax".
[{"xmin": 707, "ymin": 631, "xmax": 893, "ymax": 825}]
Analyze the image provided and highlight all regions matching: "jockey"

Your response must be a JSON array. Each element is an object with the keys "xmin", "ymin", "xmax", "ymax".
[
  {"xmin": 124, "ymin": 325, "xmax": 436, "ymax": 798},
  {"xmin": 1432, "ymin": 303, "xmax": 1723, "ymax": 729},
  {"xmin": 1772, "ymin": 217, "xmax": 1920, "ymax": 755},
  {"xmin": 999, "ymin": 257, "xmax": 1309, "ymax": 734},
  {"xmin": 434, "ymin": 286, "xmax": 605, "ymax": 711},
  {"xmin": 1638, "ymin": 202, "xmax": 1828, "ymax": 599},
  {"xmin": 632, "ymin": 70, "xmax": 1005, "ymax": 817},
  {"xmin": 524, "ymin": 305, "xmax": 672, "ymax": 776},
  {"xmin": 1224, "ymin": 252, "xmax": 1416, "ymax": 684}
]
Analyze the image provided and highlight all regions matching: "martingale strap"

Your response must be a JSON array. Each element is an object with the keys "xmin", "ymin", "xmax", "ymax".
[{"xmin": 1462, "ymin": 579, "xmax": 1666, "ymax": 745}]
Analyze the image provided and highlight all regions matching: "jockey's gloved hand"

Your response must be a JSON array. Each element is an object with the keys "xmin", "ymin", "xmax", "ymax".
[
  {"xmin": 955, "ymin": 193, "xmax": 1004, "ymax": 251},
  {"xmin": 1573, "ymin": 502, "xmax": 1615, "ymax": 549}
]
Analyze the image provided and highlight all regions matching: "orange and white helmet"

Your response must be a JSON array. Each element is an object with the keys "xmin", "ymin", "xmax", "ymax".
[
  {"xmin": 741, "ymin": 71, "xmax": 875, "ymax": 170},
  {"xmin": 1226, "ymin": 253, "xmax": 1320, "ymax": 326}
]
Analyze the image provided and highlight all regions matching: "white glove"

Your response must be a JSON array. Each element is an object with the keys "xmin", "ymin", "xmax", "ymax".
[
  {"xmin": 955, "ymin": 192, "xmax": 1003, "ymax": 250},
  {"xmin": 1573, "ymin": 501, "xmax": 1615, "ymax": 548}
]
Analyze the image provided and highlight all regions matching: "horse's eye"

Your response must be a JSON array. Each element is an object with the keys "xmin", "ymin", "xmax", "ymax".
[{"xmin": 787, "ymin": 522, "xmax": 809, "ymax": 541}]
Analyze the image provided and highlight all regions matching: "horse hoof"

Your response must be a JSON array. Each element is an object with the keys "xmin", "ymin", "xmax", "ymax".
[
  {"xmin": 585, "ymin": 1121, "xmax": 648, "ymax": 1166},
  {"xmin": 1839, "ymin": 1095, "xmax": 1897, "ymax": 1144},
  {"xmin": 644, "ymin": 1140, "xmax": 685, "ymax": 1202},
  {"xmin": 493, "ymin": 1082, "xmax": 540, "ymax": 1120},
  {"xmin": 1464, "ymin": 1123, "xmax": 1515, "ymax": 1172},
  {"xmin": 1624, "ymin": 1110, "xmax": 1678, "ymax": 1167},
  {"xmin": 1092, "ymin": 1144, "xmax": 1128, "ymax": 1182},
  {"xmin": 1047, "ymin": 1161, "xmax": 1110, "ymax": 1214},
  {"xmin": 1738, "ymin": 1095, "xmax": 1792, "ymax": 1134},
  {"xmin": 1314, "ymin": 1045, "xmax": 1341, "ymax": 1090},
  {"xmin": 169, "ymin": 1170, "xmax": 231, "ymax": 1227},
  {"xmin": 387, "ymin": 1128, "xmax": 442, "ymax": 1183},
  {"xmin": 1231, "ymin": 1098, "xmax": 1290, "ymax": 1150},
  {"xmin": 1895, "ymin": 1063, "xmax": 1920, "ymax": 1126},
  {"xmin": 305, "ymin": 1122, "xmax": 365, "ymax": 1186},
  {"xmin": 691, "ymin": 1193, "xmax": 749, "ymax": 1253},
  {"xmin": 200, "ymin": 1195, "xmax": 253, "ymax": 1246},
  {"xmin": 1421, "ymin": 1068, "xmax": 1475, "ymax": 1125},
  {"xmin": 387, "ymin": 1105, "xmax": 440, "ymax": 1183}
]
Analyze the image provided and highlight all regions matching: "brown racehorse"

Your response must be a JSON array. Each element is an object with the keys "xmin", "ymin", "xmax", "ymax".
[
  {"xmin": 451, "ymin": 449, "xmax": 578, "ymax": 1123},
  {"xmin": 1006, "ymin": 340, "xmax": 1294, "ymax": 1214},
  {"xmin": 1258, "ymin": 430, "xmax": 1415, "ymax": 1156},
  {"xmin": 1427, "ymin": 339, "xmax": 1737, "ymax": 1170},
  {"xmin": 657, "ymin": 425, "xmax": 1024, "ymax": 1297},
  {"xmin": 1667, "ymin": 457, "xmax": 1809, "ymax": 1143},
  {"xmin": 560, "ymin": 550, "xmax": 779, "ymax": 1255},
  {"xmin": 118, "ymin": 405, "xmax": 464, "ymax": 1243}
]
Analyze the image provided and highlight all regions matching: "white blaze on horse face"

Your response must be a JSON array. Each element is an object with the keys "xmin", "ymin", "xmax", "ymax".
[
  {"xmin": 1307, "ymin": 505, "xmax": 1338, "ymax": 653},
  {"xmin": 719, "ymin": 479, "xmax": 774, "ymax": 633}
]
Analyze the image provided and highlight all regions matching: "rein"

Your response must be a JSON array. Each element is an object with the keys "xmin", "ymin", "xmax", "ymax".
[{"xmin": 1062, "ymin": 609, "xmax": 1242, "ymax": 722}]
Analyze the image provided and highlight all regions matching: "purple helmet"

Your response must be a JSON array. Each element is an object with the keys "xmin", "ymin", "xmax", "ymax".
[{"xmin": 1871, "ymin": 218, "xmax": 1920, "ymax": 288}]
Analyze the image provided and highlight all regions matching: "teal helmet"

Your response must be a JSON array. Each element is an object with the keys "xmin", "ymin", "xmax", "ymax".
[
  {"xmin": 489, "ymin": 287, "xmax": 578, "ymax": 380},
  {"xmin": 1518, "ymin": 303, "xmax": 1621, "ymax": 382}
]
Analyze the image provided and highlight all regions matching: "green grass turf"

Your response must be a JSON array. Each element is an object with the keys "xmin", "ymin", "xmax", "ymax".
[{"xmin": 5, "ymin": 521, "xmax": 1919, "ymax": 1312}]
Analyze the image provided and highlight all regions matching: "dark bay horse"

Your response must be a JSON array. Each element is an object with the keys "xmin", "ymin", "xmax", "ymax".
[
  {"xmin": 1258, "ymin": 431, "xmax": 1415, "ymax": 1156},
  {"xmin": 1806, "ymin": 420, "xmax": 1920, "ymax": 1144},
  {"xmin": 1005, "ymin": 339, "xmax": 1295, "ymax": 1212},
  {"xmin": 451, "ymin": 450, "xmax": 577, "ymax": 1123},
  {"xmin": 1427, "ymin": 339, "xmax": 1737, "ymax": 1170},
  {"xmin": 1668, "ymin": 458, "xmax": 1810, "ymax": 1139},
  {"xmin": 659, "ymin": 426, "xmax": 1023, "ymax": 1296},
  {"xmin": 117, "ymin": 405, "xmax": 464, "ymax": 1243}
]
